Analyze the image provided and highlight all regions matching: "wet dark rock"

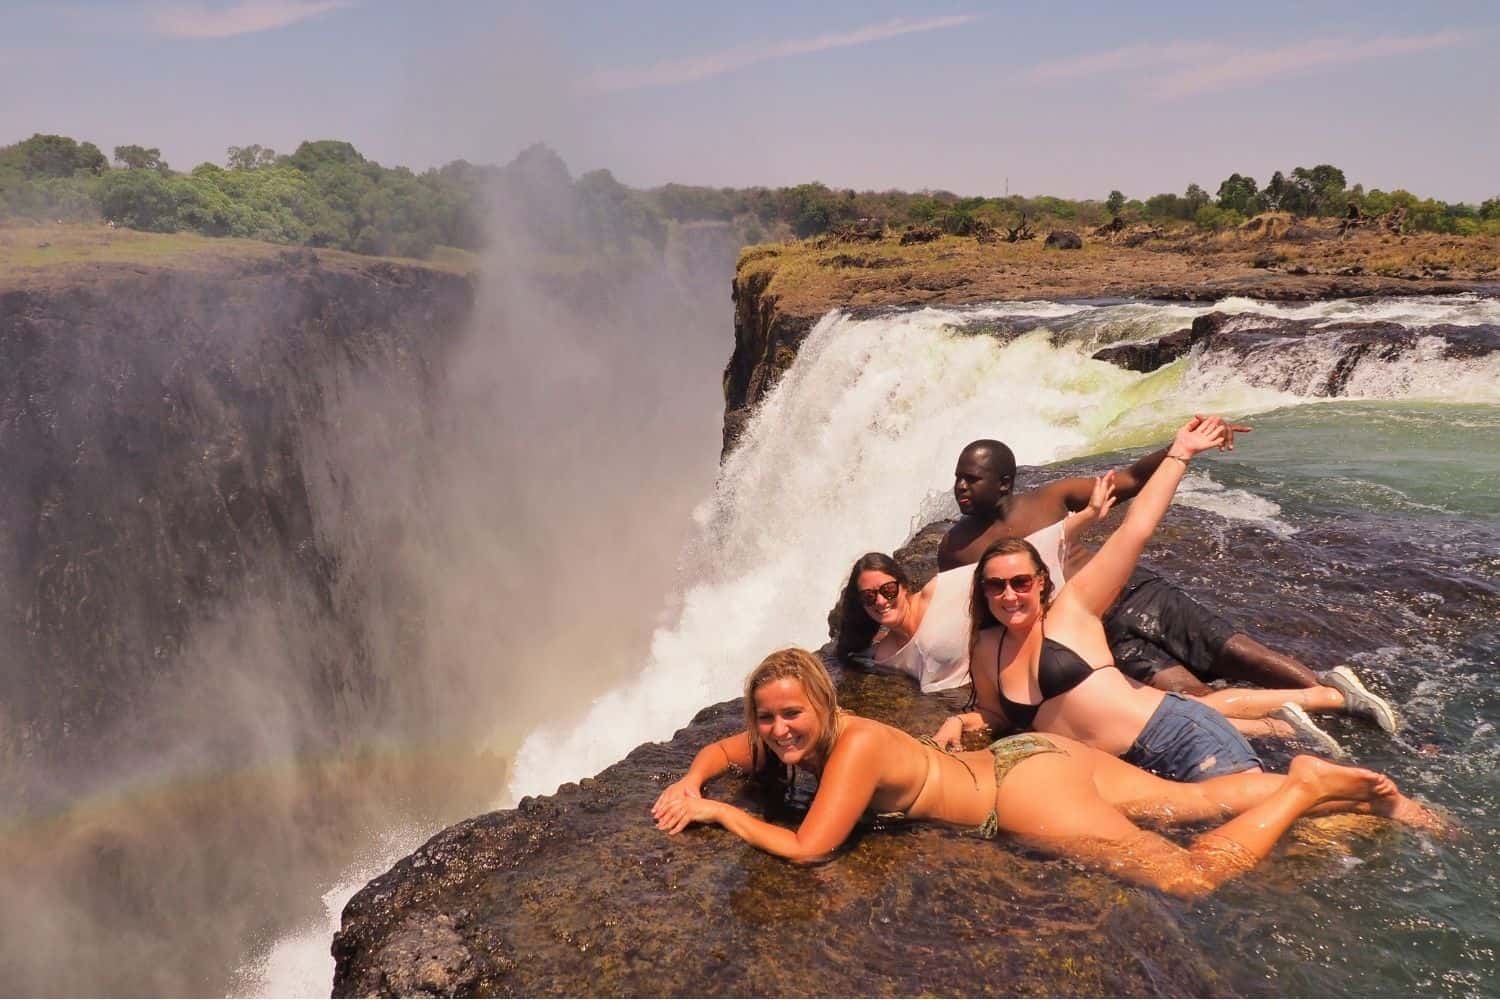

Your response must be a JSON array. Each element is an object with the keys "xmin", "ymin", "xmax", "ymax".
[
  {"xmin": 1091, "ymin": 316, "xmax": 1210, "ymax": 372},
  {"xmin": 722, "ymin": 268, "xmax": 817, "ymax": 457},
  {"xmin": 1045, "ymin": 230, "xmax": 1084, "ymax": 250},
  {"xmin": 1091, "ymin": 312, "xmax": 1500, "ymax": 391},
  {"xmin": 372, "ymin": 913, "xmax": 479, "ymax": 998}
]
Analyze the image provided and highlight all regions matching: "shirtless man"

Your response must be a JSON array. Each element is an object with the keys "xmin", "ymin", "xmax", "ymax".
[{"xmin": 936, "ymin": 433, "xmax": 1398, "ymax": 734}]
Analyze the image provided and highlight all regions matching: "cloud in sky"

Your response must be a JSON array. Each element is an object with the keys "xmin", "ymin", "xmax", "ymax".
[
  {"xmin": 147, "ymin": 0, "xmax": 354, "ymax": 39},
  {"xmin": 1033, "ymin": 30, "xmax": 1470, "ymax": 99},
  {"xmin": 583, "ymin": 14, "xmax": 981, "ymax": 94}
]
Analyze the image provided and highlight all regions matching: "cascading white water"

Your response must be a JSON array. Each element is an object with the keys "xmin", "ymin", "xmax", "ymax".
[{"xmin": 500, "ymin": 293, "xmax": 1500, "ymax": 805}]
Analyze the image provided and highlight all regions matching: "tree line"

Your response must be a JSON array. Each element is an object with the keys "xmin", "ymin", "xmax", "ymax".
[{"xmin": 3, "ymin": 132, "xmax": 1496, "ymax": 260}]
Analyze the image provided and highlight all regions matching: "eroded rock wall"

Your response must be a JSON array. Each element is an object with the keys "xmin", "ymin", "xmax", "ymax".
[
  {"xmin": 721, "ymin": 260, "xmax": 816, "ymax": 456},
  {"xmin": 0, "ymin": 255, "xmax": 473, "ymax": 799}
]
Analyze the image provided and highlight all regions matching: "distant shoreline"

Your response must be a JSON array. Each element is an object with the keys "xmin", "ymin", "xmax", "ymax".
[{"xmin": 735, "ymin": 221, "xmax": 1500, "ymax": 327}]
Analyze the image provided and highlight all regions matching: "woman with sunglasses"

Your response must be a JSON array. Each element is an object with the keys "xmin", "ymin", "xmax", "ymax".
[
  {"xmin": 838, "ymin": 512, "xmax": 1341, "ymax": 754},
  {"xmin": 833, "ymin": 553, "xmax": 973, "ymax": 695},
  {"xmin": 944, "ymin": 415, "xmax": 1356, "ymax": 782},
  {"xmin": 653, "ymin": 647, "xmax": 1436, "ymax": 899},
  {"xmin": 833, "ymin": 493, "xmax": 1114, "ymax": 696}
]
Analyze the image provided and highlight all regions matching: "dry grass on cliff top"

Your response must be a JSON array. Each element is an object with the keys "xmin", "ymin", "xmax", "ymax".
[
  {"xmin": 0, "ymin": 222, "xmax": 476, "ymax": 292},
  {"xmin": 739, "ymin": 225, "xmax": 1500, "ymax": 319}
]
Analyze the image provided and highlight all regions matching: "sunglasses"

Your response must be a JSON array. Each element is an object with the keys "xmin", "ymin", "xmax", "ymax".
[
  {"xmin": 859, "ymin": 581, "xmax": 902, "ymax": 607},
  {"xmin": 981, "ymin": 573, "xmax": 1038, "ymax": 597}
]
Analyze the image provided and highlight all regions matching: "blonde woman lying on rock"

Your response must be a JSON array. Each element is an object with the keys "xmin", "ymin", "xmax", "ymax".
[{"xmin": 652, "ymin": 647, "xmax": 1437, "ymax": 899}]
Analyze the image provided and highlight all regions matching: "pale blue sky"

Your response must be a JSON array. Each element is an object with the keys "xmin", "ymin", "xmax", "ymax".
[{"xmin": 5, "ymin": 1, "xmax": 1497, "ymax": 201}]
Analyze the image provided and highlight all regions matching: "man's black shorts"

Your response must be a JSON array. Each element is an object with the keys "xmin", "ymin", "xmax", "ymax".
[{"xmin": 1104, "ymin": 566, "xmax": 1238, "ymax": 683}]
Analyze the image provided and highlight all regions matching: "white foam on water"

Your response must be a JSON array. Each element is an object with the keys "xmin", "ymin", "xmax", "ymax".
[
  {"xmin": 1181, "ymin": 293, "xmax": 1500, "ymax": 328},
  {"xmin": 232, "ymin": 824, "xmax": 426, "ymax": 998},
  {"xmin": 1175, "ymin": 471, "xmax": 1296, "ymax": 538},
  {"xmin": 956, "ymin": 293, "xmax": 1500, "ymax": 344},
  {"xmin": 1178, "ymin": 328, "xmax": 1500, "ymax": 404}
]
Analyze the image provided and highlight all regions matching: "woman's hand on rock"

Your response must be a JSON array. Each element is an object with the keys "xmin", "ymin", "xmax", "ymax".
[
  {"xmin": 934, "ymin": 716, "xmax": 964, "ymax": 752},
  {"xmin": 651, "ymin": 777, "xmax": 702, "ymax": 819},
  {"xmin": 653, "ymin": 794, "xmax": 721, "ymax": 835}
]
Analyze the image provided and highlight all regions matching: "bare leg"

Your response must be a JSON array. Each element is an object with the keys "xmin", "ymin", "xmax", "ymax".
[
  {"xmin": 1197, "ymin": 685, "xmax": 1344, "ymax": 719},
  {"xmin": 1071, "ymin": 740, "xmax": 1284, "ymax": 823},
  {"xmin": 1211, "ymin": 633, "xmax": 1320, "ymax": 689},
  {"xmin": 1065, "ymin": 736, "xmax": 1433, "ymax": 831},
  {"xmin": 1231, "ymin": 716, "xmax": 1295, "ymax": 740},
  {"xmin": 994, "ymin": 749, "xmax": 1395, "ymax": 899}
]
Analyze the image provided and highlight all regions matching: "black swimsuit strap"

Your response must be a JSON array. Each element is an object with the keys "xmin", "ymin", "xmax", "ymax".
[{"xmin": 994, "ymin": 631, "xmax": 1042, "ymax": 728}]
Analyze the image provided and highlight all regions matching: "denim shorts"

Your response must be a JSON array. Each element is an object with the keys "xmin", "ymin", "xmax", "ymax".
[{"xmin": 1121, "ymin": 693, "xmax": 1263, "ymax": 782}]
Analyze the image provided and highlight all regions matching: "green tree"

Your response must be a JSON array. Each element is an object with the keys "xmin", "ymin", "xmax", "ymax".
[
  {"xmin": 226, "ymin": 144, "xmax": 278, "ymax": 170},
  {"xmin": 96, "ymin": 169, "xmax": 179, "ymax": 230},
  {"xmin": 1183, "ymin": 183, "xmax": 1210, "ymax": 215},
  {"xmin": 1105, "ymin": 190, "xmax": 1126, "ymax": 215},
  {"xmin": 1286, "ymin": 164, "xmax": 1347, "ymax": 217},
  {"xmin": 1143, "ymin": 192, "xmax": 1186, "ymax": 221},
  {"xmin": 285, "ymin": 140, "xmax": 365, "ymax": 173},
  {"xmin": 2, "ymin": 133, "xmax": 108, "ymax": 178},
  {"xmin": 1262, "ymin": 171, "xmax": 1289, "ymax": 212},
  {"xmin": 113, "ymin": 144, "xmax": 169, "ymax": 173},
  {"xmin": 1195, "ymin": 204, "xmax": 1242, "ymax": 230},
  {"xmin": 1215, "ymin": 173, "xmax": 1259, "ymax": 214}
]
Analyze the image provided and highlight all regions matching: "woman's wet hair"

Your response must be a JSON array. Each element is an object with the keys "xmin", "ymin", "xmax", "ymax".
[
  {"xmin": 834, "ymin": 552, "xmax": 911, "ymax": 659},
  {"xmin": 967, "ymin": 537, "xmax": 1054, "ymax": 656},
  {"xmin": 744, "ymin": 648, "xmax": 843, "ymax": 775}
]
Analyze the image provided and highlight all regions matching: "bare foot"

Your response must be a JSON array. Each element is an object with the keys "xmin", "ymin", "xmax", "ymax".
[
  {"xmin": 1372, "ymin": 791, "xmax": 1458, "ymax": 836},
  {"xmin": 1288, "ymin": 754, "xmax": 1391, "ymax": 805}
]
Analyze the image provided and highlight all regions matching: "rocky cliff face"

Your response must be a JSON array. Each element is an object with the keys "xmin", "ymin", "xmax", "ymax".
[
  {"xmin": 721, "ymin": 258, "xmax": 817, "ymax": 456},
  {"xmin": 0, "ymin": 252, "xmax": 474, "ymax": 801}
]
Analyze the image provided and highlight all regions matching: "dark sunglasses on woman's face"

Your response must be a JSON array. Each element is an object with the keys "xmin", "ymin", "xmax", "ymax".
[
  {"xmin": 859, "ymin": 581, "xmax": 902, "ymax": 607},
  {"xmin": 981, "ymin": 573, "xmax": 1037, "ymax": 597}
]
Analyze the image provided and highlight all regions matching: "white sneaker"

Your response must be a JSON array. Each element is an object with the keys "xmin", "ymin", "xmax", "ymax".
[
  {"xmin": 1270, "ymin": 702, "xmax": 1348, "ymax": 759},
  {"xmin": 1319, "ymin": 665, "xmax": 1399, "ymax": 734}
]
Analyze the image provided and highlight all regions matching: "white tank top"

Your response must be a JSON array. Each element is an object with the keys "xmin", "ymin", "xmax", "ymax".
[{"xmin": 871, "ymin": 565, "xmax": 974, "ymax": 693}]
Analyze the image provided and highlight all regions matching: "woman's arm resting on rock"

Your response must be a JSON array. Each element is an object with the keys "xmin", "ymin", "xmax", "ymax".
[
  {"xmin": 651, "ymin": 732, "xmax": 753, "ymax": 816},
  {"xmin": 655, "ymin": 728, "xmax": 883, "ymax": 863},
  {"xmin": 934, "ymin": 711, "xmax": 994, "ymax": 750}
]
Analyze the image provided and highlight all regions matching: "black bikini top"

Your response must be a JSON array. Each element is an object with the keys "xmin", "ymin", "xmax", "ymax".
[{"xmin": 995, "ymin": 637, "xmax": 1111, "ymax": 729}]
